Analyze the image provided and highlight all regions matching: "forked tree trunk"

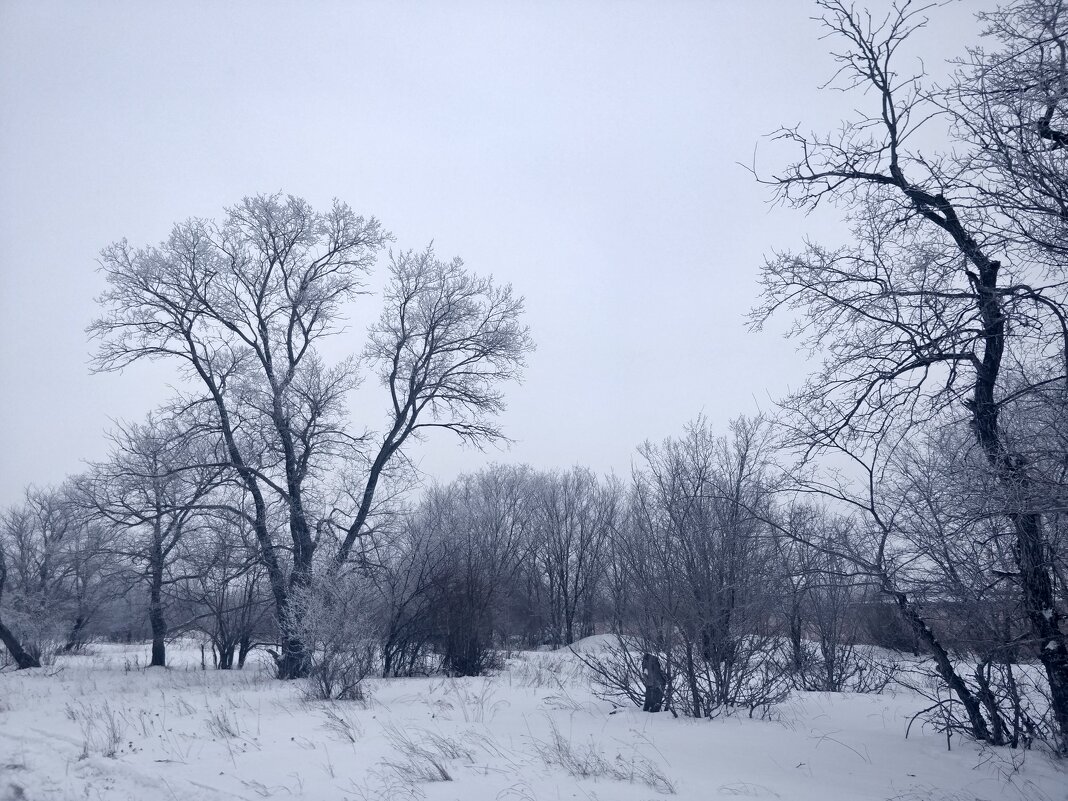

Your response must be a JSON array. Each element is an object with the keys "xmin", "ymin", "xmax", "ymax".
[{"xmin": 217, "ymin": 642, "xmax": 235, "ymax": 670}]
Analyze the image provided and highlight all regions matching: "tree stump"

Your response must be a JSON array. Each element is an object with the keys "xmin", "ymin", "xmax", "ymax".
[{"xmin": 641, "ymin": 652, "xmax": 665, "ymax": 712}]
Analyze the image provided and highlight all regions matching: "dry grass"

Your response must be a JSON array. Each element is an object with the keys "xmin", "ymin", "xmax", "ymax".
[{"xmin": 530, "ymin": 717, "xmax": 676, "ymax": 795}]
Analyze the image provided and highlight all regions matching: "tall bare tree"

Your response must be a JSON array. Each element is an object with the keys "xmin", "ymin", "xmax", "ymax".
[
  {"xmin": 92, "ymin": 194, "xmax": 388, "ymax": 677},
  {"xmin": 91, "ymin": 196, "xmax": 531, "ymax": 679},
  {"xmin": 753, "ymin": 0, "xmax": 1068, "ymax": 752}
]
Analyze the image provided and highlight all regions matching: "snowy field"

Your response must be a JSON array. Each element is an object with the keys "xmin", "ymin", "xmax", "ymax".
[{"xmin": 1, "ymin": 640, "xmax": 1064, "ymax": 801}]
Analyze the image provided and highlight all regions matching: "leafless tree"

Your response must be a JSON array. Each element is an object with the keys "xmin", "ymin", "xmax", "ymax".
[
  {"xmin": 0, "ymin": 483, "xmax": 98, "ymax": 662},
  {"xmin": 753, "ymin": 0, "xmax": 1068, "ymax": 752},
  {"xmin": 532, "ymin": 467, "xmax": 618, "ymax": 647},
  {"xmin": 367, "ymin": 511, "xmax": 447, "ymax": 677},
  {"xmin": 420, "ymin": 466, "xmax": 534, "ymax": 676},
  {"xmin": 91, "ymin": 194, "xmax": 387, "ymax": 678},
  {"xmin": 950, "ymin": 0, "xmax": 1068, "ymax": 264},
  {"xmin": 335, "ymin": 247, "xmax": 534, "ymax": 568},
  {"xmin": 764, "ymin": 428, "xmax": 1008, "ymax": 743},
  {"xmin": 55, "ymin": 516, "xmax": 112, "ymax": 654},
  {"xmin": 9, "ymin": 486, "xmax": 76, "ymax": 609},
  {"xmin": 770, "ymin": 503, "xmax": 816, "ymax": 675},
  {"xmin": 82, "ymin": 413, "xmax": 222, "ymax": 666},
  {"xmin": 172, "ymin": 499, "xmax": 272, "ymax": 669},
  {"xmin": 91, "ymin": 197, "xmax": 531, "ymax": 680},
  {"xmin": 596, "ymin": 417, "xmax": 787, "ymax": 718}
]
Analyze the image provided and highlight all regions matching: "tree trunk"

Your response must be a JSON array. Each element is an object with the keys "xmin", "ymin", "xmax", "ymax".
[
  {"xmin": 973, "ymin": 661, "xmax": 1008, "ymax": 747},
  {"xmin": 0, "ymin": 618, "xmax": 39, "ymax": 669},
  {"xmin": 684, "ymin": 639, "xmax": 702, "ymax": 718},
  {"xmin": 148, "ymin": 560, "xmax": 167, "ymax": 668},
  {"xmin": 1011, "ymin": 510, "xmax": 1068, "ymax": 754},
  {"xmin": 967, "ymin": 256, "xmax": 1068, "ymax": 753},
  {"xmin": 789, "ymin": 609, "xmax": 804, "ymax": 673},
  {"xmin": 276, "ymin": 465, "xmax": 315, "ymax": 680},
  {"xmin": 217, "ymin": 642, "xmax": 234, "ymax": 670},
  {"xmin": 891, "ymin": 590, "xmax": 999, "ymax": 745},
  {"xmin": 641, "ymin": 653, "xmax": 666, "ymax": 712},
  {"xmin": 63, "ymin": 615, "xmax": 86, "ymax": 654},
  {"xmin": 276, "ymin": 560, "xmax": 312, "ymax": 679}
]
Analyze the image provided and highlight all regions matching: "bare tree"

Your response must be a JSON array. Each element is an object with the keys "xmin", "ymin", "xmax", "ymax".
[
  {"xmin": 770, "ymin": 503, "xmax": 817, "ymax": 675},
  {"xmin": 173, "ymin": 502, "xmax": 272, "ymax": 670},
  {"xmin": 764, "ymin": 428, "xmax": 1009, "ymax": 744},
  {"xmin": 598, "ymin": 417, "xmax": 787, "ymax": 718},
  {"xmin": 91, "ymin": 194, "xmax": 386, "ymax": 677},
  {"xmin": 91, "ymin": 197, "xmax": 531, "ymax": 680},
  {"xmin": 0, "ymin": 484, "xmax": 93, "ymax": 661},
  {"xmin": 55, "ymin": 515, "xmax": 112, "ymax": 654},
  {"xmin": 336, "ymin": 247, "xmax": 534, "ymax": 567},
  {"xmin": 753, "ymin": 0, "xmax": 1068, "ymax": 752},
  {"xmin": 421, "ymin": 466, "xmax": 534, "ymax": 676},
  {"xmin": 13, "ymin": 486, "xmax": 77, "ymax": 613},
  {"xmin": 368, "ymin": 511, "xmax": 448, "ymax": 677},
  {"xmin": 951, "ymin": 0, "xmax": 1068, "ymax": 264},
  {"xmin": 532, "ymin": 467, "xmax": 618, "ymax": 647},
  {"xmin": 83, "ymin": 414, "xmax": 222, "ymax": 667}
]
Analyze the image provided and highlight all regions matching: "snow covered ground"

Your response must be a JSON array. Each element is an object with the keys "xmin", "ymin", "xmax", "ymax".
[{"xmin": 1, "ymin": 640, "xmax": 1064, "ymax": 801}]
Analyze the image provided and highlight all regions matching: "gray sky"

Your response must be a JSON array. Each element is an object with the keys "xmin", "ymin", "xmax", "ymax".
[{"xmin": 0, "ymin": 1, "xmax": 986, "ymax": 505}]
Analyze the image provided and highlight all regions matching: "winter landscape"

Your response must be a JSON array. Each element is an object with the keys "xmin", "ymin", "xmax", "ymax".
[{"xmin": 3, "ymin": 1, "xmax": 1068, "ymax": 799}]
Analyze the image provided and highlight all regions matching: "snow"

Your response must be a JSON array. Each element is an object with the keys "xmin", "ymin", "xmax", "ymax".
[
  {"xmin": 558, "ymin": 633, "xmax": 618, "ymax": 653},
  {"xmin": 1, "ymin": 642, "xmax": 1064, "ymax": 801}
]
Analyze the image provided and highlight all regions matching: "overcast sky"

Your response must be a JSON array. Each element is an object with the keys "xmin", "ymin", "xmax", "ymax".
[{"xmin": 0, "ymin": 0, "xmax": 989, "ymax": 505}]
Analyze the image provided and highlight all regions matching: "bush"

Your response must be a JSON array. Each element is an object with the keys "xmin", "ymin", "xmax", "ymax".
[
  {"xmin": 290, "ymin": 577, "xmax": 379, "ymax": 701},
  {"xmin": 578, "ymin": 633, "xmax": 790, "ymax": 719}
]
